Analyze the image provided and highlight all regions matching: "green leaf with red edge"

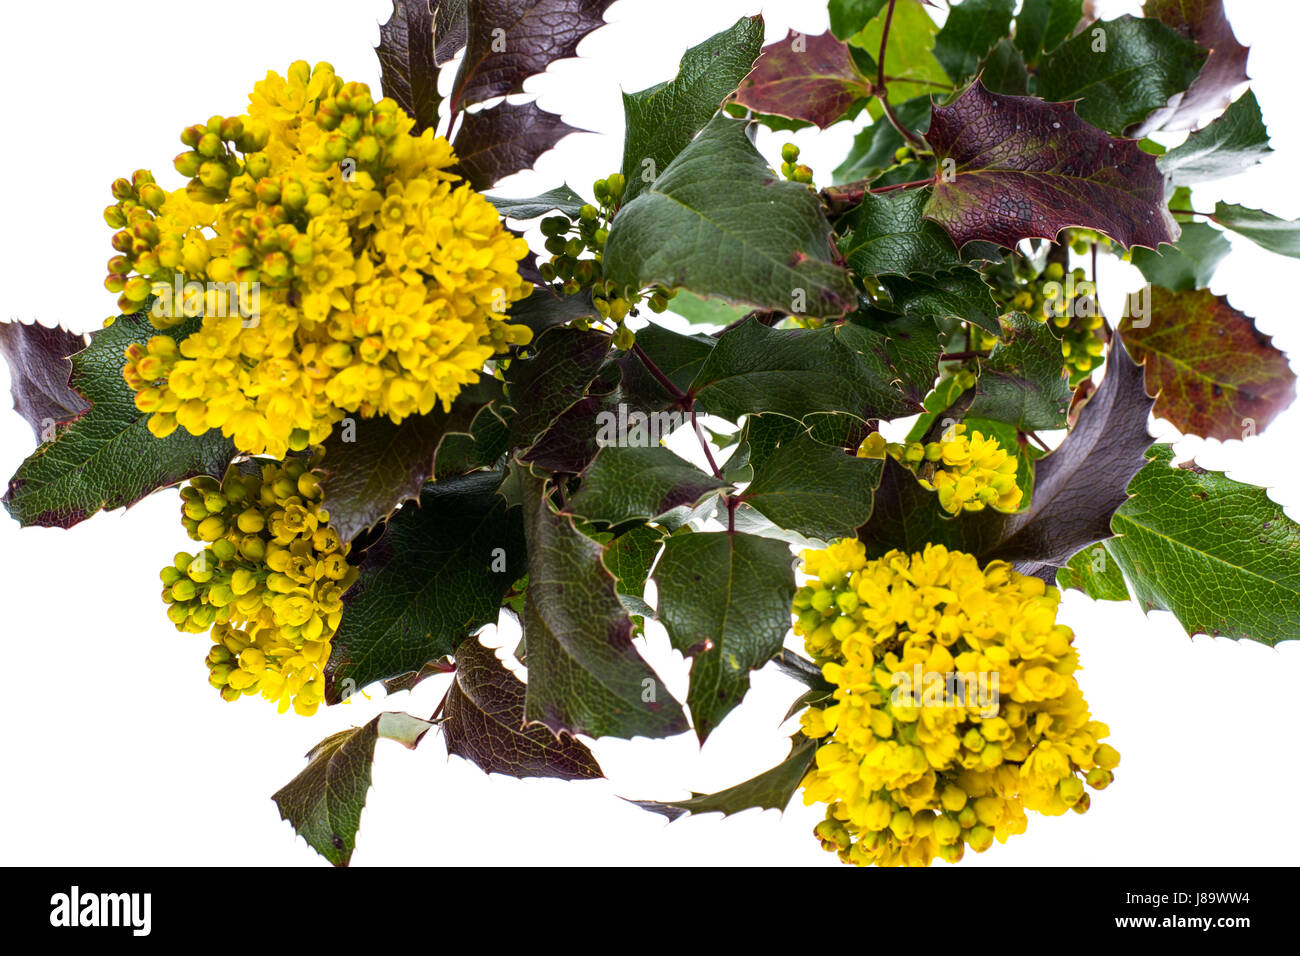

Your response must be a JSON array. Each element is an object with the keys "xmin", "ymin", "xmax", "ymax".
[
  {"xmin": 628, "ymin": 732, "xmax": 816, "ymax": 820},
  {"xmin": 1035, "ymin": 14, "xmax": 1208, "ymax": 137},
  {"xmin": 3, "ymin": 309, "xmax": 235, "ymax": 529},
  {"xmin": 0, "ymin": 321, "xmax": 89, "ymax": 441},
  {"xmin": 453, "ymin": 100, "xmax": 582, "ymax": 191},
  {"xmin": 1141, "ymin": 0, "xmax": 1250, "ymax": 133},
  {"xmin": 375, "ymin": 0, "xmax": 444, "ymax": 133},
  {"xmin": 273, "ymin": 711, "xmax": 434, "ymax": 867},
  {"xmin": 519, "ymin": 470, "xmax": 688, "ymax": 739},
  {"xmin": 922, "ymin": 80, "xmax": 1179, "ymax": 251},
  {"xmin": 448, "ymin": 0, "xmax": 614, "ymax": 113},
  {"xmin": 1120, "ymin": 287, "xmax": 1295, "ymax": 441},
  {"xmin": 733, "ymin": 30, "xmax": 874, "ymax": 130},
  {"xmin": 442, "ymin": 637, "xmax": 603, "ymax": 780}
]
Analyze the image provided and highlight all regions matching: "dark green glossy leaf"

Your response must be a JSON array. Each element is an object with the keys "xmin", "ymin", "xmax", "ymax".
[
  {"xmin": 742, "ymin": 432, "xmax": 881, "ymax": 540},
  {"xmin": 486, "ymin": 184, "xmax": 588, "ymax": 220},
  {"xmin": 566, "ymin": 445, "xmax": 728, "ymax": 525},
  {"xmin": 1159, "ymin": 90, "xmax": 1271, "ymax": 187},
  {"xmin": 968, "ymin": 312, "xmax": 1071, "ymax": 430},
  {"xmin": 933, "ymin": 0, "xmax": 1015, "ymax": 83},
  {"xmin": 1212, "ymin": 202, "xmax": 1300, "ymax": 259}
]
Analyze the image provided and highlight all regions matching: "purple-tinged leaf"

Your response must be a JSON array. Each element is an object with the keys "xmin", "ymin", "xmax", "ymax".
[
  {"xmin": 1140, "ymin": 0, "xmax": 1250, "ymax": 133},
  {"xmin": 453, "ymin": 99, "xmax": 582, "ymax": 190},
  {"xmin": 733, "ymin": 30, "xmax": 873, "ymax": 130},
  {"xmin": 0, "ymin": 321, "xmax": 89, "ymax": 442}
]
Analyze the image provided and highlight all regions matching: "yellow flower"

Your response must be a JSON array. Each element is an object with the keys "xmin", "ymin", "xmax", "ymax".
[
  {"xmin": 163, "ymin": 455, "xmax": 359, "ymax": 715},
  {"xmin": 110, "ymin": 62, "xmax": 532, "ymax": 459},
  {"xmin": 791, "ymin": 539, "xmax": 1117, "ymax": 867},
  {"xmin": 867, "ymin": 424, "xmax": 1023, "ymax": 514}
]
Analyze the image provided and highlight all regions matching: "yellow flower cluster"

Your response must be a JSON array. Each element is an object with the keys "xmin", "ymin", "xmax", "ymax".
[
  {"xmin": 160, "ymin": 457, "xmax": 359, "ymax": 715},
  {"xmin": 793, "ymin": 540, "xmax": 1118, "ymax": 867},
  {"xmin": 859, "ymin": 423, "xmax": 1023, "ymax": 514},
  {"xmin": 112, "ymin": 60, "xmax": 533, "ymax": 458}
]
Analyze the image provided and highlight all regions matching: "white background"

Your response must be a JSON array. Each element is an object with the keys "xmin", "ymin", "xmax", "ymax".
[{"xmin": 1, "ymin": 0, "xmax": 1297, "ymax": 867}]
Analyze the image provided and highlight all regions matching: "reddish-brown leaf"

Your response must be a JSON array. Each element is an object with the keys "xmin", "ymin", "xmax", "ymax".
[
  {"xmin": 1140, "ymin": 0, "xmax": 1250, "ymax": 134},
  {"xmin": 733, "ymin": 30, "xmax": 873, "ymax": 130},
  {"xmin": 922, "ymin": 80, "xmax": 1178, "ymax": 251},
  {"xmin": 0, "ymin": 321, "xmax": 89, "ymax": 441},
  {"xmin": 1121, "ymin": 287, "xmax": 1295, "ymax": 441}
]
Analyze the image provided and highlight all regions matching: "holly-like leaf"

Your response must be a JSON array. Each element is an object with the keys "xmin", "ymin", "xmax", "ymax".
[
  {"xmin": 733, "ymin": 30, "xmax": 873, "ymax": 130},
  {"xmin": 3, "ymin": 310, "xmax": 234, "ymax": 529},
  {"xmin": 923, "ymin": 80, "xmax": 1179, "ymax": 251},
  {"xmin": 652, "ymin": 531, "xmax": 795, "ymax": 742},
  {"xmin": 619, "ymin": 15, "xmax": 765, "ymax": 203},
  {"xmin": 838, "ymin": 187, "xmax": 962, "ymax": 277},
  {"xmin": 320, "ymin": 380, "xmax": 495, "ymax": 543},
  {"xmin": 968, "ymin": 311, "xmax": 1072, "ymax": 431},
  {"xmin": 932, "ymin": 0, "xmax": 1015, "ymax": 84},
  {"xmin": 1057, "ymin": 543, "xmax": 1131, "ymax": 601},
  {"xmin": 520, "ymin": 472, "xmax": 687, "ymax": 739},
  {"xmin": 687, "ymin": 317, "xmax": 917, "ymax": 425},
  {"xmin": 0, "ymin": 321, "xmax": 89, "ymax": 441},
  {"xmin": 847, "ymin": 0, "xmax": 949, "ymax": 103},
  {"xmin": 629, "ymin": 732, "xmax": 815, "ymax": 820},
  {"xmin": 1108, "ymin": 445, "xmax": 1300, "ymax": 643},
  {"xmin": 879, "ymin": 268, "xmax": 1000, "ymax": 333},
  {"xmin": 565, "ymin": 445, "xmax": 728, "ymax": 526},
  {"xmin": 832, "ymin": 95, "xmax": 931, "ymax": 184},
  {"xmin": 326, "ymin": 471, "xmax": 524, "ymax": 701},
  {"xmin": 742, "ymin": 432, "xmax": 881, "ymax": 540},
  {"xmin": 375, "ymin": 0, "xmax": 443, "ymax": 133},
  {"xmin": 1210, "ymin": 202, "xmax": 1300, "ymax": 259},
  {"xmin": 507, "ymin": 287, "xmax": 599, "ymax": 338},
  {"xmin": 605, "ymin": 114, "xmax": 857, "ymax": 320},
  {"xmin": 978, "ymin": 37, "xmax": 1030, "ymax": 96},
  {"xmin": 604, "ymin": 522, "xmax": 665, "ymax": 599},
  {"xmin": 1141, "ymin": 0, "xmax": 1250, "ymax": 133},
  {"xmin": 273, "ymin": 711, "xmax": 434, "ymax": 867},
  {"xmin": 1159, "ymin": 90, "xmax": 1271, "ymax": 187},
  {"xmin": 828, "ymin": 0, "xmax": 888, "ymax": 41},
  {"xmin": 434, "ymin": 0, "xmax": 469, "ymax": 64},
  {"xmin": 442, "ymin": 637, "xmax": 603, "ymax": 779},
  {"xmin": 485, "ymin": 184, "xmax": 588, "ymax": 220},
  {"xmin": 448, "ymin": 0, "xmax": 614, "ymax": 112},
  {"xmin": 453, "ymin": 100, "xmax": 580, "ymax": 191},
  {"xmin": 1121, "ymin": 287, "xmax": 1295, "ymax": 441},
  {"xmin": 1035, "ymin": 15, "xmax": 1207, "ymax": 136},
  {"xmin": 505, "ymin": 326, "xmax": 611, "ymax": 450},
  {"xmin": 1013, "ymin": 0, "xmax": 1083, "ymax": 65},
  {"xmin": 1130, "ymin": 220, "xmax": 1231, "ymax": 291},
  {"xmin": 435, "ymin": 403, "xmax": 512, "ymax": 477}
]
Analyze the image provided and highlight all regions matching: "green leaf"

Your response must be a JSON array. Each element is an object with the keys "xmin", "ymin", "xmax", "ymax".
[
  {"xmin": 1108, "ymin": 445, "xmax": 1300, "ymax": 643},
  {"xmin": 1130, "ymin": 220, "xmax": 1231, "ymax": 291},
  {"xmin": 932, "ymin": 0, "xmax": 1015, "ymax": 84},
  {"xmin": 1035, "ymin": 15, "xmax": 1207, "ymax": 136},
  {"xmin": 1159, "ymin": 90, "xmax": 1272, "ymax": 187},
  {"xmin": 435, "ymin": 403, "xmax": 512, "ymax": 477},
  {"xmin": 838, "ymin": 187, "xmax": 962, "ymax": 277},
  {"xmin": 320, "ymin": 379, "xmax": 496, "ymax": 543},
  {"xmin": 505, "ymin": 327, "xmax": 611, "ymax": 450},
  {"xmin": 847, "ymin": 0, "xmax": 950, "ymax": 103},
  {"xmin": 742, "ymin": 431, "xmax": 881, "ymax": 539},
  {"xmin": 968, "ymin": 312, "xmax": 1072, "ymax": 430},
  {"xmin": 1013, "ymin": 0, "xmax": 1083, "ymax": 65},
  {"xmin": 1141, "ymin": 0, "xmax": 1250, "ymax": 133},
  {"xmin": 273, "ymin": 711, "xmax": 434, "ymax": 867},
  {"xmin": 604, "ymin": 522, "xmax": 666, "ymax": 599},
  {"xmin": 923, "ymin": 80, "xmax": 1179, "ymax": 250},
  {"xmin": 3, "ymin": 310, "xmax": 234, "ymax": 529},
  {"xmin": 879, "ymin": 268, "xmax": 1000, "ymax": 333},
  {"xmin": 629, "ymin": 732, "xmax": 815, "ymax": 820},
  {"xmin": 0, "ymin": 321, "xmax": 89, "ymax": 441},
  {"xmin": 978, "ymin": 37, "xmax": 1030, "ymax": 95},
  {"xmin": 688, "ymin": 317, "xmax": 917, "ymax": 424},
  {"xmin": 733, "ymin": 30, "xmax": 874, "ymax": 130},
  {"xmin": 326, "ymin": 471, "xmax": 525, "ymax": 700},
  {"xmin": 565, "ymin": 445, "xmax": 729, "ymax": 525},
  {"xmin": 606, "ymin": 114, "xmax": 857, "ymax": 320},
  {"xmin": 520, "ymin": 471, "xmax": 687, "ymax": 739},
  {"xmin": 1120, "ymin": 287, "xmax": 1295, "ymax": 441},
  {"xmin": 828, "ymin": 0, "xmax": 888, "ymax": 41},
  {"xmin": 486, "ymin": 184, "xmax": 588, "ymax": 220},
  {"xmin": 666, "ymin": 290, "xmax": 751, "ymax": 327},
  {"xmin": 1057, "ymin": 544, "xmax": 1131, "ymax": 601},
  {"xmin": 653, "ymin": 531, "xmax": 796, "ymax": 741},
  {"xmin": 619, "ymin": 15, "xmax": 765, "ymax": 203},
  {"xmin": 442, "ymin": 637, "xmax": 603, "ymax": 780},
  {"xmin": 1211, "ymin": 202, "xmax": 1300, "ymax": 259},
  {"xmin": 832, "ymin": 95, "xmax": 931, "ymax": 184}
]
